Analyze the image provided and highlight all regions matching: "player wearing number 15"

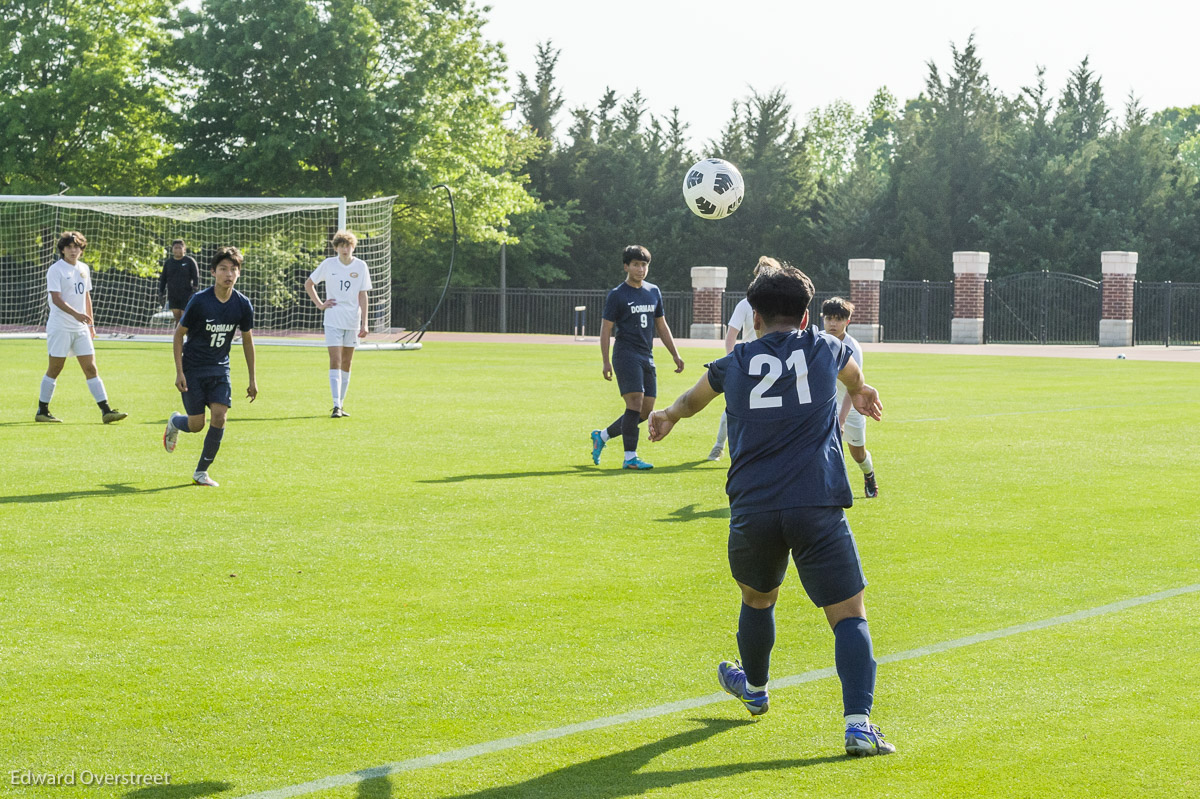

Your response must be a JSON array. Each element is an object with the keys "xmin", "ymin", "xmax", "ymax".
[
  {"xmin": 162, "ymin": 247, "xmax": 257, "ymax": 488},
  {"xmin": 648, "ymin": 263, "xmax": 895, "ymax": 757},
  {"xmin": 305, "ymin": 230, "xmax": 372, "ymax": 418}
]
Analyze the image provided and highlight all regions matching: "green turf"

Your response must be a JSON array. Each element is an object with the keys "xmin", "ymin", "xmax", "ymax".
[{"xmin": 2, "ymin": 339, "xmax": 1198, "ymax": 798}]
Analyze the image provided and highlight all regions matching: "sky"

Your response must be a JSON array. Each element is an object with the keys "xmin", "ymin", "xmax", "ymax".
[{"xmin": 481, "ymin": 0, "xmax": 1199, "ymax": 146}]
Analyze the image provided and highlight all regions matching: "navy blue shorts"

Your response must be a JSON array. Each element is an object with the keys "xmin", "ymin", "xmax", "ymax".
[
  {"xmin": 613, "ymin": 351, "xmax": 656, "ymax": 397},
  {"xmin": 181, "ymin": 373, "xmax": 233, "ymax": 416},
  {"xmin": 728, "ymin": 506, "xmax": 867, "ymax": 607}
]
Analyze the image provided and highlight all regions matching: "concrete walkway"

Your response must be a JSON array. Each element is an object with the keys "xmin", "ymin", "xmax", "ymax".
[{"xmin": 414, "ymin": 331, "xmax": 1200, "ymax": 363}]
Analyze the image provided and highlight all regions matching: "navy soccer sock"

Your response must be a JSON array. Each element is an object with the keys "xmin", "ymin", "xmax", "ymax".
[
  {"xmin": 606, "ymin": 416, "xmax": 624, "ymax": 440},
  {"xmin": 621, "ymin": 408, "xmax": 641, "ymax": 454},
  {"xmin": 196, "ymin": 426, "xmax": 225, "ymax": 473},
  {"xmin": 833, "ymin": 616, "xmax": 876, "ymax": 717},
  {"xmin": 736, "ymin": 603, "xmax": 776, "ymax": 688}
]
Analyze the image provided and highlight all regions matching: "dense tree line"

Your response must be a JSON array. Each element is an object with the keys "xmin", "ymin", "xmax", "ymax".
[{"xmin": 3, "ymin": 6, "xmax": 1198, "ymax": 290}]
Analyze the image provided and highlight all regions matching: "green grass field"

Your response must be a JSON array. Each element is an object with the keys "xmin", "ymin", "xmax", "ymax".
[{"xmin": 2, "ymin": 338, "xmax": 1198, "ymax": 799}]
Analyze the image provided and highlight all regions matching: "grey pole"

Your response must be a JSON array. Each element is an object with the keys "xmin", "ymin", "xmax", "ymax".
[{"xmin": 499, "ymin": 242, "xmax": 507, "ymax": 334}]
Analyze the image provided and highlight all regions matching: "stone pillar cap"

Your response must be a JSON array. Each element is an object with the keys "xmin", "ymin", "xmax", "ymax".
[
  {"xmin": 691, "ymin": 266, "xmax": 728, "ymax": 289},
  {"xmin": 1101, "ymin": 251, "xmax": 1138, "ymax": 274},
  {"xmin": 847, "ymin": 259, "xmax": 885, "ymax": 281},
  {"xmin": 952, "ymin": 251, "xmax": 990, "ymax": 274}
]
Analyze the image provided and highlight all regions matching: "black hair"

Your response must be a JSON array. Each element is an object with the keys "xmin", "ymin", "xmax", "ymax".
[
  {"xmin": 622, "ymin": 245, "xmax": 651, "ymax": 265},
  {"xmin": 210, "ymin": 245, "xmax": 243, "ymax": 270},
  {"xmin": 746, "ymin": 263, "xmax": 815, "ymax": 326}
]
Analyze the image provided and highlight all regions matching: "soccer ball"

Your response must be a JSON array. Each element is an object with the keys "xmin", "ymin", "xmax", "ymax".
[{"xmin": 682, "ymin": 158, "xmax": 745, "ymax": 219}]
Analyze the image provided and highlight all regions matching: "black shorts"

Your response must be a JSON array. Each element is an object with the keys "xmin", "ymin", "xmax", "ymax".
[
  {"xmin": 168, "ymin": 293, "xmax": 194, "ymax": 311},
  {"xmin": 728, "ymin": 506, "xmax": 867, "ymax": 607},
  {"xmin": 613, "ymin": 351, "xmax": 656, "ymax": 397},
  {"xmin": 181, "ymin": 373, "xmax": 232, "ymax": 416}
]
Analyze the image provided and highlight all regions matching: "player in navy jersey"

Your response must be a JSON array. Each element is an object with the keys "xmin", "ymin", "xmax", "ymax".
[
  {"xmin": 162, "ymin": 246, "xmax": 257, "ymax": 487},
  {"xmin": 648, "ymin": 262, "xmax": 895, "ymax": 757},
  {"xmin": 590, "ymin": 245, "xmax": 684, "ymax": 470}
]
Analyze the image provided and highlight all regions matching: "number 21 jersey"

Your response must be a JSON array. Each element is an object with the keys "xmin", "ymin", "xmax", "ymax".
[
  {"xmin": 706, "ymin": 326, "xmax": 853, "ymax": 514},
  {"xmin": 180, "ymin": 287, "xmax": 255, "ymax": 377}
]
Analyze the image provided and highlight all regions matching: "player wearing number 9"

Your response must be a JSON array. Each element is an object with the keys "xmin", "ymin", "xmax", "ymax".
[
  {"xmin": 163, "ymin": 246, "xmax": 257, "ymax": 488},
  {"xmin": 648, "ymin": 262, "xmax": 896, "ymax": 756}
]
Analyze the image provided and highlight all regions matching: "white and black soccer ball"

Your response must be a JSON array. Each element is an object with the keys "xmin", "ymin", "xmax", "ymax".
[{"xmin": 682, "ymin": 158, "xmax": 745, "ymax": 219}]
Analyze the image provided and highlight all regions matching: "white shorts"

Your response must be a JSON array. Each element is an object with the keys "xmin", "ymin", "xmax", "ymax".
[
  {"xmin": 843, "ymin": 411, "xmax": 867, "ymax": 447},
  {"xmin": 47, "ymin": 327, "xmax": 94, "ymax": 358},
  {"xmin": 324, "ymin": 327, "xmax": 359, "ymax": 348}
]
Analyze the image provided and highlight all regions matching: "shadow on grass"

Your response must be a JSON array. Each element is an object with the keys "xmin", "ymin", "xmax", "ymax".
[
  {"xmin": 0, "ymin": 483, "xmax": 192, "ymax": 504},
  {"xmin": 123, "ymin": 780, "xmax": 233, "ymax": 799},
  {"xmin": 422, "ymin": 461, "xmax": 710, "ymax": 483},
  {"xmin": 658, "ymin": 503, "xmax": 731, "ymax": 523},
  {"xmin": 354, "ymin": 717, "xmax": 844, "ymax": 799}
]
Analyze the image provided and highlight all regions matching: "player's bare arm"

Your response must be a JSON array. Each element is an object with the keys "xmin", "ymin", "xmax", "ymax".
[
  {"xmin": 84, "ymin": 292, "xmax": 96, "ymax": 337},
  {"xmin": 358, "ymin": 290, "xmax": 369, "ymax": 337},
  {"xmin": 304, "ymin": 277, "xmax": 336, "ymax": 310},
  {"xmin": 724, "ymin": 324, "xmax": 740, "ymax": 355},
  {"xmin": 837, "ymin": 359, "xmax": 882, "ymax": 421},
  {"xmin": 173, "ymin": 325, "xmax": 189, "ymax": 393},
  {"xmin": 648, "ymin": 371, "xmax": 720, "ymax": 441},
  {"xmin": 599, "ymin": 319, "xmax": 615, "ymax": 380},
  {"xmin": 242, "ymin": 329, "xmax": 258, "ymax": 402},
  {"xmin": 654, "ymin": 316, "xmax": 685, "ymax": 372}
]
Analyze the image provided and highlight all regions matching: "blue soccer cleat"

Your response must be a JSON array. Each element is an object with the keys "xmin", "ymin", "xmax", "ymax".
[
  {"xmin": 590, "ymin": 429, "xmax": 605, "ymax": 464},
  {"xmin": 845, "ymin": 722, "xmax": 896, "ymax": 756},
  {"xmin": 717, "ymin": 660, "xmax": 769, "ymax": 716},
  {"xmin": 622, "ymin": 456, "xmax": 653, "ymax": 470}
]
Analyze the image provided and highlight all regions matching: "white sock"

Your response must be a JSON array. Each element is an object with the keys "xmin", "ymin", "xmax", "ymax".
[
  {"xmin": 329, "ymin": 369, "xmax": 341, "ymax": 406},
  {"xmin": 845, "ymin": 714, "xmax": 870, "ymax": 729},
  {"xmin": 338, "ymin": 370, "xmax": 351, "ymax": 404},
  {"xmin": 599, "ymin": 429, "xmax": 610, "ymax": 443},
  {"xmin": 747, "ymin": 681, "xmax": 766, "ymax": 694},
  {"xmin": 86, "ymin": 376, "xmax": 107, "ymax": 403},
  {"xmin": 858, "ymin": 452, "xmax": 874, "ymax": 474},
  {"xmin": 39, "ymin": 375, "xmax": 56, "ymax": 403},
  {"xmin": 714, "ymin": 411, "xmax": 728, "ymax": 449},
  {"xmin": 624, "ymin": 451, "xmax": 636, "ymax": 460}
]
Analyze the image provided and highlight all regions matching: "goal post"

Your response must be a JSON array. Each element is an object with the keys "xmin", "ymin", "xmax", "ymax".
[{"xmin": 0, "ymin": 195, "xmax": 396, "ymax": 338}]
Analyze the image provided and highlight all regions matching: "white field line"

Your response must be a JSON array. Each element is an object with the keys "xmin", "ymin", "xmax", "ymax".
[{"xmin": 235, "ymin": 582, "xmax": 1200, "ymax": 799}]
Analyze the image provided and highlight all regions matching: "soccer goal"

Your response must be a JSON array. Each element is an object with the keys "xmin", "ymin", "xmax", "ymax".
[{"xmin": 0, "ymin": 195, "xmax": 404, "ymax": 344}]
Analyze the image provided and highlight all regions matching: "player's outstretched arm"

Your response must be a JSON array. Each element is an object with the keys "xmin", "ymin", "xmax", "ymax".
[
  {"xmin": 837, "ymin": 359, "xmax": 882, "ymax": 421},
  {"xmin": 599, "ymin": 319, "xmax": 615, "ymax": 381},
  {"xmin": 242, "ymin": 330, "xmax": 257, "ymax": 402},
  {"xmin": 173, "ymin": 325, "xmax": 188, "ymax": 393},
  {"xmin": 654, "ymin": 316, "xmax": 685, "ymax": 372},
  {"xmin": 649, "ymin": 371, "xmax": 720, "ymax": 441}
]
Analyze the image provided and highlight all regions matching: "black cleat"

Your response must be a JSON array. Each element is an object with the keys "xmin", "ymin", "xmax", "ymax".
[
  {"xmin": 331, "ymin": 407, "xmax": 343, "ymax": 418},
  {"xmin": 102, "ymin": 409, "xmax": 128, "ymax": 424},
  {"xmin": 35, "ymin": 410, "xmax": 63, "ymax": 423},
  {"xmin": 864, "ymin": 472, "xmax": 878, "ymax": 498}
]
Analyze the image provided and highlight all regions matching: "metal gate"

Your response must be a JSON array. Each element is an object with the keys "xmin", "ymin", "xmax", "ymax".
[
  {"xmin": 879, "ymin": 280, "xmax": 953, "ymax": 342},
  {"xmin": 1134, "ymin": 281, "xmax": 1200, "ymax": 346},
  {"xmin": 984, "ymin": 271, "xmax": 1100, "ymax": 344}
]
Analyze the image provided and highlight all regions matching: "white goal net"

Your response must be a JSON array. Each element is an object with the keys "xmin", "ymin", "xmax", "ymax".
[{"xmin": 0, "ymin": 195, "xmax": 396, "ymax": 337}]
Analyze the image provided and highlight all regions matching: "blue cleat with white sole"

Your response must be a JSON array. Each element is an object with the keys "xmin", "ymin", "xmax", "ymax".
[
  {"xmin": 717, "ymin": 660, "xmax": 768, "ymax": 716},
  {"xmin": 622, "ymin": 456, "xmax": 653, "ymax": 470},
  {"xmin": 845, "ymin": 722, "xmax": 896, "ymax": 756}
]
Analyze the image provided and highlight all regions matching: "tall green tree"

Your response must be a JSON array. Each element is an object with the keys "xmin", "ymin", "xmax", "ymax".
[
  {"xmin": 170, "ymin": 0, "xmax": 535, "ymax": 255},
  {"xmin": 0, "ymin": 0, "xmax": 173, "ymax": 193}
]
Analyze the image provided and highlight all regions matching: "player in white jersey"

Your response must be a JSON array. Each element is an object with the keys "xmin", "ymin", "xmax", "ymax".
[
  {"xmin": 35, "ymin": 231, "xmax": 126, "ymax": 424},
  {"xmin": 821, "ymin": 297, "xmax": 878, "ymax": 498},
  {"xmin": 305, "ymin": 230, "xmax": 372, "ymax": 418},
  {"xmin": 707, "ymin": 257, "xmax": 778, "ymax": 461}
]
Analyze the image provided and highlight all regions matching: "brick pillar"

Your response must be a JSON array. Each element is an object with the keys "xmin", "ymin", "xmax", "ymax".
[
  {"xmin": 951, "ymin": 251, "xmax": 989, "ymax": 344},
  {"xmin": 847, "ymin": 259, "xmax": 884, "ymax": 342},
  {"xmin": 1100, "ymin": 251, "xmax": 1137, "ymax": 346},
  {"xmin": 690, "ymin": 266, "xmax": 727, "ymax": 339}
]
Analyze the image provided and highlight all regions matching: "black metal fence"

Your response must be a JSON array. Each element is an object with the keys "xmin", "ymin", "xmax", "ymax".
[
  {"xmin": 721, "ymin": 288, "xmax": 847, "ymax": 335},
  {"xmin": 1134, "ymin": 281, "xmax": 1200, "ymax": 346},
  {"xmin": 391, "ymin": 284, "xmax": 692, "ymax": 338},
  {"xmin": 880, "ymin": 280, "xmax": 954, "ymax": 342},
  {"xmin": 985, "ymin": 271, "xmax": 1100, "ymax": 344}
]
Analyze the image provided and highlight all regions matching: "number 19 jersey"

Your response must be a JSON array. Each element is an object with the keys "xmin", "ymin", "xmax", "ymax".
[
  {"xmin": 706, "ymin": 326, "xmax": 853, "ymax": 515},
  {"xmin": 180, "ymin": 287, "xmax": 255, "ymax": 378},
  {"xmin": 309, "ymin": 257, "xmax": 372, "ymax": 330}
]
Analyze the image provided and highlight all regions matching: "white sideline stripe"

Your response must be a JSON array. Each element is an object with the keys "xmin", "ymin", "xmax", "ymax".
[{"xmin": 236, "ymin": 583, "xmax": 1200, "ymax": 799}]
